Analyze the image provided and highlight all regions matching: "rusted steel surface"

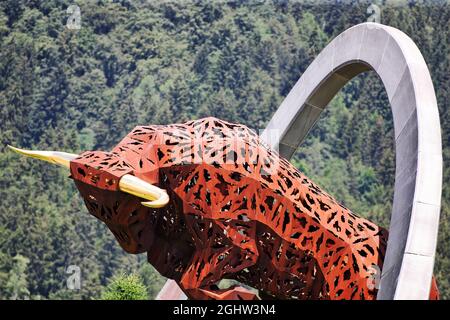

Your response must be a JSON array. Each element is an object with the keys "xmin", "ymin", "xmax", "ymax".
[{"xmin": 69, "ymin": 117, "xmax": 438, "ymax": 300}]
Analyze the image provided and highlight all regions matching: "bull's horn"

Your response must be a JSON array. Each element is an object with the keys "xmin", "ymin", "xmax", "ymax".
[
  {"xmin": 7, "ymin": 145, "xmax": 78, "ymax": 168},
  {"xmin": 119, "ymin": 174, "xmax": 169, "ymax": 208},
  {"xmin": 8, "ymin": 145, "xmax": 170, "ymax": 208}
]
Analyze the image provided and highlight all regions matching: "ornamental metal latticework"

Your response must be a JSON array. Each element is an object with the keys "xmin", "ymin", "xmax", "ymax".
[{"xmin": 67, "ymin": 117, "xmax": 439, "ymax": 300}]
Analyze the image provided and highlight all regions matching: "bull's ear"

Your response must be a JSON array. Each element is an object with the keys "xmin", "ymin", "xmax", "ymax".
[
  {"xmin": 7, "ymin": 145, "xmax": 78, "ymax": 169},
  {"xmin": 119, "ymin": 174, "xmax": 170, "ymax": 208}
]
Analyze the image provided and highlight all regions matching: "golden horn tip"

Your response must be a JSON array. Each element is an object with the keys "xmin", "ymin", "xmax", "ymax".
[
  {"xmin": 7, "ymin": 145, "xmax": 78, "ymax": 168},
  {"xmin": 141, "ymin": 190, "xmax": 170, "ymax": 208},
  {"xmin": 119, "ymin": 174, "xmax": 170, "ymax": 209}
]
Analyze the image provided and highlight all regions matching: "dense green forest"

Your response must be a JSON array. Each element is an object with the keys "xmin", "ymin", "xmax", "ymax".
[{"xmin": 0, "ymin": 0, "xmax": 448, "ymax": 299}]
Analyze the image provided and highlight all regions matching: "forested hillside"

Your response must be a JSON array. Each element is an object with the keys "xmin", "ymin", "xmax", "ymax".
[{"xmin": 0, "ymin": 0, "xmax": 449, "ymax": 299}]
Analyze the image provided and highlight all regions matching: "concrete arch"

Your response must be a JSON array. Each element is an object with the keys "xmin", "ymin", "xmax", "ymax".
[{"xmin": 260, "ymin": 22, "xmax": 442, "ymax": 300}]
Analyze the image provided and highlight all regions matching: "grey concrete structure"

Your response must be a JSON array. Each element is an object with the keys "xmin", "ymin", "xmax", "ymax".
[
  {"xmin": 157, "ymin": 22, "xmax": 442, "ymax": 300},
  {"xmin": 155, "ymin": 279, "xmax": 187, "ymax": 300},
  {"xmin": 260, "ymin": 22, "xmax": 442, "ymax": 300}
]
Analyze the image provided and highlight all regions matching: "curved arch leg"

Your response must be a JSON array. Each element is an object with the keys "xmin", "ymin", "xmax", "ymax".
[{"xmin": 261, "ymin": 22, "xmax": 442, "ymax": 300}]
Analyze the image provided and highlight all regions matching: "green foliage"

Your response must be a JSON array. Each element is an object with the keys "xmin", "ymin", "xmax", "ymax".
[
  {"xmin": 5, "ymin": 255, "xmax": 30, "ymax": 300},
  {"xmin": 100, "ymin": 273, "xmax": 148, "ymax": 300},
  {"xmin": 138, "ymin": 263, "xmax": 167, "ymax": 299},
  {"xmin": 0, "ymin": 1, "xmax": 448, "ymax": 299}
]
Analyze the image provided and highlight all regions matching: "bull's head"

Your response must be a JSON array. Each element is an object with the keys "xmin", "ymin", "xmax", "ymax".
[
  {"xmin": 7, "ymin": 145, "xmax": 176, "ymax": 256},
  {"xmin": 8, "ymin": 145, "xmax": 169, "ymax": 207}
]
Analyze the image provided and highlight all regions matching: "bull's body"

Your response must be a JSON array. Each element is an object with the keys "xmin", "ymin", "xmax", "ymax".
[{"xmin": 68, "ymin": 117, "xmax": 437, "ymax": 300}]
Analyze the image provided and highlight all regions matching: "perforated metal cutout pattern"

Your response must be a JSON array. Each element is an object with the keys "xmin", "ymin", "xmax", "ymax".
[{"xmin": 70, "ymin": 117, "xmax": 438, "ymax": 300}]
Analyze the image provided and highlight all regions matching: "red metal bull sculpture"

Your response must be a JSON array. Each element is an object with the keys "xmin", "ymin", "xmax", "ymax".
[{"xmin": 9, "ymin": 117, "xmax": 439, "ymax": 300}]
